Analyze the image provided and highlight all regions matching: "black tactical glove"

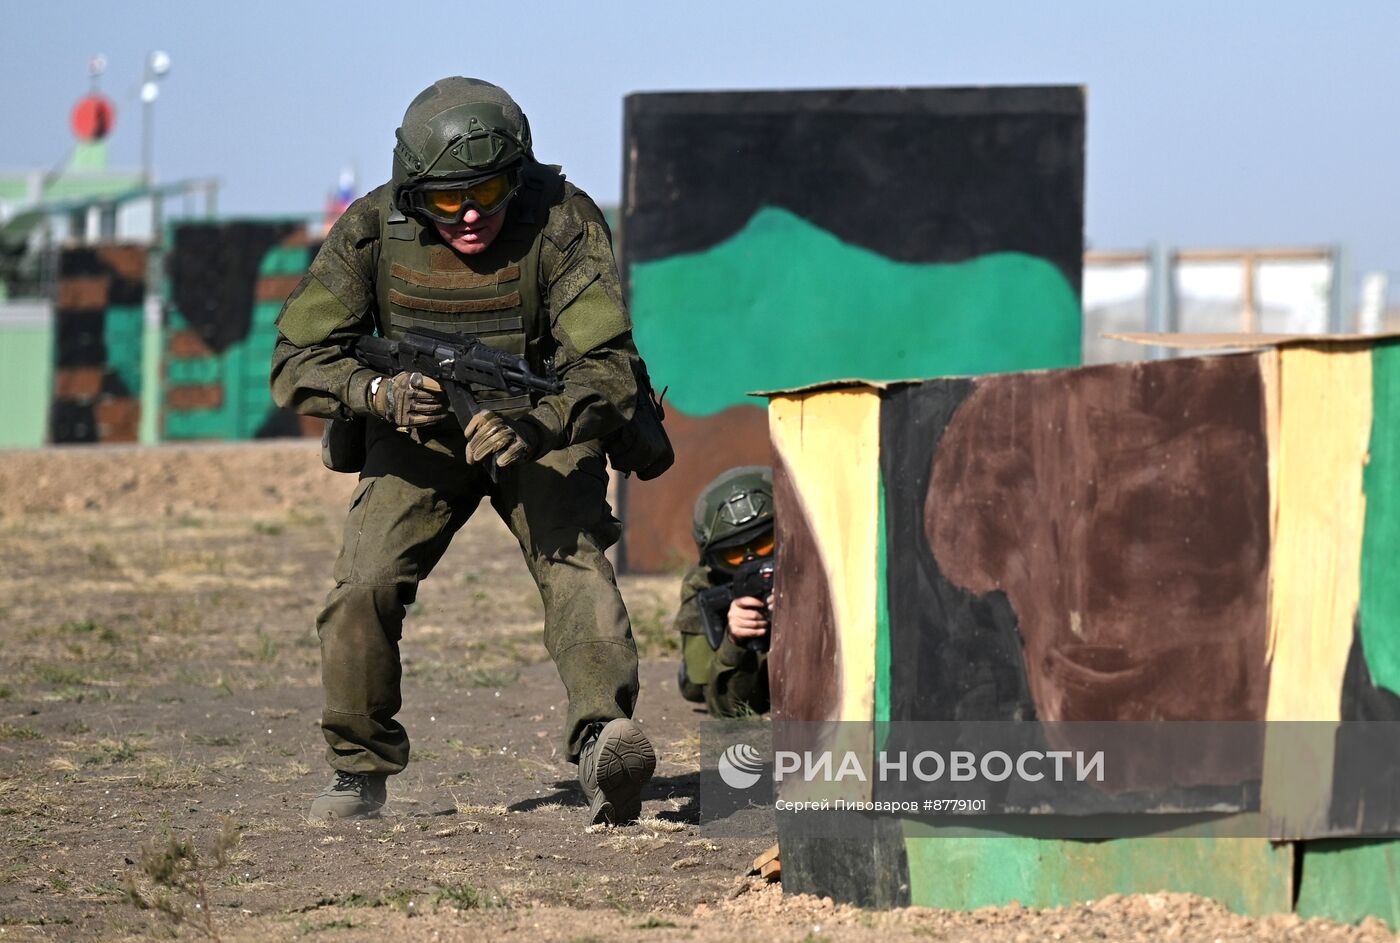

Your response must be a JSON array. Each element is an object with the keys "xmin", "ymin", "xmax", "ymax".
[
  {"xmin": 464, "ymin": 409, "xmax": 539, "ymax": 468},
  {"xmin": 368, "ymin": 372, "xmax": 449, "ymax": 428}
]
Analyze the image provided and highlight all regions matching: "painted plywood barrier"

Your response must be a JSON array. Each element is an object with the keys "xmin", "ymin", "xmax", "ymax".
[
  {"xmin": 1296, "ymin": 840, "xmax": 1400, "ymax": 927},
  {"xmin": 1265, "ymin": 346, "xmax": 1372, "ymax": 724},
  {"xmin": 904, "ymin": 833, "xmax": 1293, "ymax": 916},
  {"xmin": 768, "ymin": 389, "xmax": 882, "ymax": 807},
  {"xmin": 164, "ymin": 222, "xmax": 322, "ymax": 440},
  {"xmin": 619, "ymin": 86, "xmax": 1085, "ymax": 572},
  {"xmin": 766, "ymin": 338, "xmax": 1400, "ymax": 919},
  {"xmin": 50, "ymin": 245, "xmax": 147, "ymax": 443},
  {"xmin": 888, "ymin": 357, "xmax": 1273, "ymax": 728},
  {"xmin": 769, "ymin": 389, "xmax": 882, "ymax": 725},
  {"xmin": 1358, "ymin": 342, "xmax": 1400, "ymax": 702}
]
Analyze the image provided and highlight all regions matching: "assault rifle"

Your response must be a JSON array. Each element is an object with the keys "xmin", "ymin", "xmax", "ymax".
[
  {"xmin": 351, "ymin": 328, "xmax": 563, "ymax": 480},
  {"xmin": 697, "ymin": 557, "xmax": 775, "ymax": 654}
]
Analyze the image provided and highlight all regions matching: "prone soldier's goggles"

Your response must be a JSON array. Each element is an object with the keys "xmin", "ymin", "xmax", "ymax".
[
  {"xmin": 403, "ymin": 172, "xmax": 518, "ymax": 224},
  {"xmin": 714, "ymin": 532, "xmax": 775, "ymax": 570}
]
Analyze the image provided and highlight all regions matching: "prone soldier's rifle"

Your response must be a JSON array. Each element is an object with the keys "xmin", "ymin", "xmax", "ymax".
[
  {"xmin": 351, "ymin": 328, "xmax": 563, "ymax": 481},
  {"xmin": 697, "ymin": 557, "xmax": 775, "ymax": 654}
]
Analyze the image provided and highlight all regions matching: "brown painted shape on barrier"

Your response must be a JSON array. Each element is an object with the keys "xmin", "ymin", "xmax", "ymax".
[
  {"xmin": 927, "ymin": 355, "xmax": 1272, "ymax": 724},
  {"xmin": 56, "ymin": 276, "xmax": 111, "ymax": 312},
  {"xmin": 54, "ymin": 367, "xmax": 105, "ymax": 400},
  {"xmin": 770, "ymin": 451, "xmax": 840, "ymax": 722},
  {"xmin": 167, "ymin": 385, "xmax": 225, "ymax": 411},
  {"xmin": 94, "ymin": 398, "xmax": 140, "ymax": 442},
  {"xmin": 169, "ymin": 331, "xmax": 214, "ymax": 359},
  {"xmin": 618, "ymin": 404, "xmax": 771, "ymax": 573},
  {"xmin": 97, "ymin": 245, "xmax": 148, "ymax": 283}
]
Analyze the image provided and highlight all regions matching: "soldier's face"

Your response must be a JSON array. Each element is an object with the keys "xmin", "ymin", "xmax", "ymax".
[{"xmin": 433, "ymin": 201, "xmax": 510, "ymax": 255}]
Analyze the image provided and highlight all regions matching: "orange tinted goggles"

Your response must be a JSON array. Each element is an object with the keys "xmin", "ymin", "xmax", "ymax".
[
  {"xmin": 413, "ymin": 174, "xmax": 516, "ymax": 223},
  {"xmin": 716, "ymin": 533, "xmax": 775, "ymax": 568}
]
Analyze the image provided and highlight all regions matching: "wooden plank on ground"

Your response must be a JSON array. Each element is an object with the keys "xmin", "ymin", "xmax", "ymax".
[{"xmin": 751, "ymin": 843, "xmax": 780, "ymax": 872}]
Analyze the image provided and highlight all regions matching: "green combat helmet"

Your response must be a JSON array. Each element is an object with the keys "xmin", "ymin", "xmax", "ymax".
[
  {"xmin": 693, "ymin": 466, "xmax": 774, "ymax": 566},
  {"xmin": 391, "ymin": 77, "xmax": 534, "ymax": 223}
]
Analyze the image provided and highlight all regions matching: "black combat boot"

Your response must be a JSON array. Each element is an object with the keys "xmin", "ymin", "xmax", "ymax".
[
  {"xmin": 308, "ymin": 771, "xmax": 388, "ymax": 821},
  {"xmin": 578, "ymin": 718, "xmax": 656, "ymax": 825}
]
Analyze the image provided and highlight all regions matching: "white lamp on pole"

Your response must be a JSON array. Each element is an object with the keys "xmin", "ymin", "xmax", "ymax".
[{"xmin": 141, "ymin": 50, "xmax": 170, "ymax": 186}]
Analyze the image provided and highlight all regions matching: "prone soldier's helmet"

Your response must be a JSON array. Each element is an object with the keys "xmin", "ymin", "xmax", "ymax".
[
  {"xmin": 391, "ymin": 77, "xmax": 534, "ymax": 224},
  {"xmin": 693, "ymin": 466, "xmax": 775, "ymax": 572}
]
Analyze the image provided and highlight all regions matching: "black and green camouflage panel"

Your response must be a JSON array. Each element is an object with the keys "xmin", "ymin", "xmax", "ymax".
[
  {"xmin": 166, "ymin": 222, "xmax": 323, "ymax": 439},
  {"xmin": 618, "ymin": 87, "xmax": 1086, "ymax": 572},
  {"xmin": 50, "ymin": 244, "xmax": 147, "ymax": 443}
]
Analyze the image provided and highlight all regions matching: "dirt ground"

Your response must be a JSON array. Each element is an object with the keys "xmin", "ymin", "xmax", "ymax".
[{"xmin": 0, "ymin": 441, "xmax": 1395, "ymax": 942}]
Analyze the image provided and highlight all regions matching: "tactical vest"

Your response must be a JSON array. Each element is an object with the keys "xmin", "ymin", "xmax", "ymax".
[{"xmin": 373, "ymin": 164, "xmax": 565, "ymax": 419}]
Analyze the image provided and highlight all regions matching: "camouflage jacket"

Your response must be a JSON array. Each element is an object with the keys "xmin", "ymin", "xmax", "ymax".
[{"xmin": 269, "ymin": 172, "xmax": 638, "ymax": 456}]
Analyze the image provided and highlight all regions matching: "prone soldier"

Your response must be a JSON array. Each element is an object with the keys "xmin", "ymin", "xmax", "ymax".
[{"xmin": 673, "ymin": 467, "xmax": 774, "ymax": 717}]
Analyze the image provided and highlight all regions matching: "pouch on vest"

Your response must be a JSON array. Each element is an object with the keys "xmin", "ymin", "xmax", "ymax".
[
  {"xmin": 603, "ymin": 355, "xmax": 673, "ymax": 480},
  {"xmin": 322, "ymin": 416, "xmax": 367, "ymax": 474}
]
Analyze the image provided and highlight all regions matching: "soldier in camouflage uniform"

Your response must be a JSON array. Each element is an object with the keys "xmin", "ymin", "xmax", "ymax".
[
  {"xmin": 674, "ymin": 467, "xmax": 773, "ymax": 717},
  {"xmin": 270, "ymin": 77, "xmax": 655, "ymax": 825}
]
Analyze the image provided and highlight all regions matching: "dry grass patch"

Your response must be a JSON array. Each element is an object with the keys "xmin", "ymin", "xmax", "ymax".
[
  {"xmin": 211, "ymin": 752, "xmax": 248, "ymax": 771},
  {"xmin": 137, "ymin": 755, "xmax": 217, "ymax": 789},
  {"xmin": 454, "ymin": 800, "xmax": 509, "ymax": 817},
  {"xmin": 82, "ymin": 738, "xmax": 139, "ymax": 767},
  {"xmin": 0, "ymin": 723, "xmax": 42, "ymax": 741},
  {"xmin": 601, "ymin": 832, "xmax": 675, "ymax": 855},
  {"xmin": 260, "ymin": 761, "xmax": 312, "ymax": 783},
  {"xmin": 0, "ymin": 781, "xmax": 66, "ymax": 818},
  {"xmin": 630, "ymin": 603, "xmax": 679, "ymax": 658}
]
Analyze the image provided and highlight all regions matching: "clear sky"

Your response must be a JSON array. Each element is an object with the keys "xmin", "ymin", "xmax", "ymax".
[{"xmin": 2, "ymin": 0, "xmax": 1397, "ymax": 301}]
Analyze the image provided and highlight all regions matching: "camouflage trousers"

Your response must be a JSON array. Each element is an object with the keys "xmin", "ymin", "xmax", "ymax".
[{"xmin": 316, "ymin": 419, "xmax": 638, "ymax": 774}]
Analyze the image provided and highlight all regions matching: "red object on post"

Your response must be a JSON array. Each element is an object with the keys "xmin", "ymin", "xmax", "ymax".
[{"xmin": 71, "ymin": 94, "xmax": 116, "ymax": 141}]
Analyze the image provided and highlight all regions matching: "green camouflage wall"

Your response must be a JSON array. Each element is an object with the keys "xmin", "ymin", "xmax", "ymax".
[
  {"xmin": 50, "ymin": 245, "xmax": 147, "ymax": 443},
  {"xmin": 619, "ymin": 86, "xmax": 1086, "ymax": 573},
  {"xmin": 164, "ymin": 222, "xmax": 321, "ymax": 440}
]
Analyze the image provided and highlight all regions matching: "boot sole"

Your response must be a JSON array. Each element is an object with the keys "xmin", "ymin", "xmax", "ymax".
[{"xmin": 589, "ymin": 719, "xmax": 656, "ymax": 825}]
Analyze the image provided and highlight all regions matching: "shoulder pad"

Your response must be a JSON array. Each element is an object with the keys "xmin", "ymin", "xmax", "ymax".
[{"xmin": 543, "ymin": 186, "xmax": 608, "ymax": 251}]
